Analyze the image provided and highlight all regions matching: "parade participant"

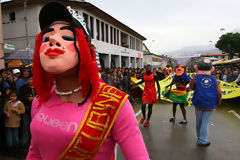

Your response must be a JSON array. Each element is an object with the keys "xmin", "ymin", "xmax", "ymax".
[
  {"xmin": 190, "ymin": 59, "xmax": 222, "ymax": 146},
  {"xmin": 27, "ymin": 2, "xmax": 149, "ymax": 160},
  {"xmin": 130, "ymin": 64, "xmax": 160, "ymax": 127},
  {"xmin": 164, "ymin": 64, "xmax": 191, "ymax": 124}
]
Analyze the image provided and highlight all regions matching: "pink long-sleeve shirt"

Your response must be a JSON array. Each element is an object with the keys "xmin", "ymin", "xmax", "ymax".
[{"xmin": 26, "ymin": 89, "xmax": 149, "ymax": 160}]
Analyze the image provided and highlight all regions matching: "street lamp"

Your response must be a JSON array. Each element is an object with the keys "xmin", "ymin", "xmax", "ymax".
[{"xmin": 220, "ymin": 28, "xmax": 225, "ymax": 36}]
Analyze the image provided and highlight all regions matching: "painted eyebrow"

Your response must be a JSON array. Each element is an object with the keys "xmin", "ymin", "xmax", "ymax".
[
  {"xmin": 60, "ymin": 26, "xmax": 74, "ymax": 32},
  {"xmin": 42, "ymin": 28, "xmax": 54, "ymax": 37}
]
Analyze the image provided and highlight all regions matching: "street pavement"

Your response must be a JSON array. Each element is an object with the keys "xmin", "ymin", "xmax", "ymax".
[{"xmin": 118, "ymin": 101, "xmax": 240, "ymax": 160}]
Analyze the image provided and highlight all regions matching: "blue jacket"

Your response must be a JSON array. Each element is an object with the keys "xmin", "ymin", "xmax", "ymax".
[{"xmin": 192, "ymin": 75, "xmax": 218, "ymax": 109}]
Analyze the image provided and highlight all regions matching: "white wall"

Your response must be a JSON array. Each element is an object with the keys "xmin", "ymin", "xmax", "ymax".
[{"xmin": 2, "ymin": 4, "xmax": 41, "ymax": 50}]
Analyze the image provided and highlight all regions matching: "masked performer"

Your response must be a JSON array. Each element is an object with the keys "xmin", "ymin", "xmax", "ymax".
[
  {"xmin": 164, "ymin": 64, "xmax": 191, "ymax": 124},
  {"xmin": 26, "ymin": 2, "xmax": 149, "ymax": 160},
  {"xmin": 130, "ymin": 64, "xmax": 160, "ymax": 127},
  {"xmin": 190, "ymin": 59, "xmax": 222, "ymax": 146}
]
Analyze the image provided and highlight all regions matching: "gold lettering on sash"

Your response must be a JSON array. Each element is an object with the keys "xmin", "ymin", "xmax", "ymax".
[
  {"xmin": 59, "ymin": 84, "xmax": 128, "ymax": 160},
  {"xmin": 86, "ymin": 112, "xmax": 110, "ymax": 130},
  {"xmin": 81, "ymin": 112, "xmax": 110, "ymax": 141},
  {"xmin": 94, "ymin": 86, "xmax": 122, "ymax": 110}
]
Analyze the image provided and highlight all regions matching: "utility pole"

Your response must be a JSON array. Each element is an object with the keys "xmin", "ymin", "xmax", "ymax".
[
  {"xmin": 24, "ymin": 0, "xmax": 29, "ymax": 49},
  {"xmin": 0, "ymin": 0, "xmax": 5, "ymax": 69}
]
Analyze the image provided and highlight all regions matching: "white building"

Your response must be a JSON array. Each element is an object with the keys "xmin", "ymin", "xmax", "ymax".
[{"xmin": 1, "ymin": 0, "xmax": 146, "ymax": 68}]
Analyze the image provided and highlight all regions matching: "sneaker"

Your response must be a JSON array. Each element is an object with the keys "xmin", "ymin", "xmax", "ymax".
[
  {"xmin": 140, "ymin": 117, "xmax": 145, "ymax": 124},
  {"xmin": 179, "ymin": 120, "xmax": 187, "ymax": 124},
  {"xmin": 144, "ymin": 121, "xmax": 150, "ymax": 127},
  {"xmin": 198, "ymin": 142, "xmax": 211, "ymax": 147},
  {"xmin": 169, "ymin": 117, "xmax": 175, "ymax": 123}
]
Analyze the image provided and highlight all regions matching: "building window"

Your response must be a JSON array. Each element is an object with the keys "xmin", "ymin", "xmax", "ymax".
[
  {"xmin": 90, "ymin": 16, "xmax": 94, "ymax": 39},
  {"xmin": 136, "ymin": 39, "xmax": 140, "ymax": 51},
  {"xmin": 96, "ymin": 19, "xmax": 100, "ymax": 40},
  {"xmin": 101, "ymin": 22, "xmax": 104, "ymax": 41},
  {"xmin": 83, "ymin": 13, "xmax": 88, "ymax": 26},
  {"xmin": 130, "ymin": 36, "xmax": 132, "ymax": 49},
  {"xmin": 140, "ymin": 41, "xmax": 142, "ymax": 51},
  {"xmin": 117, "ymin": 30, "xmax": 119, "ymax": 45},
  {"xmin": 105, "ymin": 24, "xmax": 109, "ymax": 43},
  {"xmin": 114, "ymin": 28, "xmax": 116, "ymax": 45},
  {"xmin": 121, "ymin": 32, "xmax": 129, "ymax": 48},
  {"xmin": 110, "ymin": 26, "xmax": 113, "ymax": 44},
  {"xmin": 132, "ymin": 37, "xmax": 135, "ymax": 50},
  {"xmin": 9, "ymin": 12, "xmax": 15, "ymax": 21}
]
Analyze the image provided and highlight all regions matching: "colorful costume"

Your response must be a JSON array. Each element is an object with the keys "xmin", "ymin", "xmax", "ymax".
[
  {"xmin": 27, "ymin": 2, "xmax": 149, "ymax": 159},
  {"xmin": 190, "ymin": 59, "xmax": 222, "ymax": 146},
  {"xmin": 164, "ymin": 73, "xmax": 191, "ymax": 104},
  {"xmin": 163, "ymin": 64, "xmax": 191, "ymax": 124},
  {"xmin": 27, "ymin": 85, "xmax": 149, "ymax": 159}
]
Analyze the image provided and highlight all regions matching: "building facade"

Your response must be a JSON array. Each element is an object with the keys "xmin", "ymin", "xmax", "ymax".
[
  {"xmin": 143, "ymin": 43, "xmax": 176, "ymax": 68},
  {"xmin": 1, "ymin": 0, "xmax": 146, "ymax": 68}
]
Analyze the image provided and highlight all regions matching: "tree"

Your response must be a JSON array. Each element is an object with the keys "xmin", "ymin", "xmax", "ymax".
[{"xmin": 215, "ymin": 32, "xmax": 240, "ymax": 59}]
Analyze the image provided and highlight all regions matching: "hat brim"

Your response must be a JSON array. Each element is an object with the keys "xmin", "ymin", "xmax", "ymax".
[{"xmin": 39, "ymin": 2, "xmax": 76, "ymax": 30}]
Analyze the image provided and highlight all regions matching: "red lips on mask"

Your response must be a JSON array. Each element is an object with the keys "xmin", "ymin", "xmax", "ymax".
[{"xmin": 44, "ymin": 48, "xmax": 65, "ymax": 56}]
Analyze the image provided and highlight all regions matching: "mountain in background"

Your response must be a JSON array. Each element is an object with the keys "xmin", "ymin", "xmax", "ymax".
[
  {"xmin": 163, "ymin": 29, "xmax": 240, "ymax": 57},
  {"xmin": 164, "ymin": 45, "xmax": 221, "ymax": 57}
]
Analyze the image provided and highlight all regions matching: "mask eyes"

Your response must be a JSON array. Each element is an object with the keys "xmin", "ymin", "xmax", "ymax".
[
  {"xmin": 43, "ymin": 37, "xmax": 49, "ymax": 43},
  {"xmin": 62, "ymin": 36, "xmax": 74, "ymax": 41},
  {"xmin": 177, "ymin": 65, "xmax": 184, "ymax": 69}
]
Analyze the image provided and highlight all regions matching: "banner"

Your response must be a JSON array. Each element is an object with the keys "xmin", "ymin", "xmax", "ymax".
[{"xmin": 131, "ymin": 73, "xmax": 240, "ymax": 106}]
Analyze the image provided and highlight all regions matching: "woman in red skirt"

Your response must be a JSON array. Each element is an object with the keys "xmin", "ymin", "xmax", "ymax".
[{"xmin": 131, "ymin": 64, "xmax": 160, "ymax": 127}]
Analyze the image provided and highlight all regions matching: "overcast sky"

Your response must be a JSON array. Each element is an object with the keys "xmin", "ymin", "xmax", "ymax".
[
  {"xmin": 86, "ymin": 0, "xmax": 240, "ymax": 54},
  {"xmin": 2, "ymin": 0, "xmax": 240, "ymax": 54}
]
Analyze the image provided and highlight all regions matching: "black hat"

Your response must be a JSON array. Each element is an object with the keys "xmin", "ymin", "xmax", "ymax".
[{"xmin": 39, "ymin": 1, "xmax": 91, "ymax": 42}]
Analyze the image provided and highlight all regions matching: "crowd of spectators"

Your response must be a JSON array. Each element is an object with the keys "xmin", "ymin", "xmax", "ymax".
[
  {"xmin": 99, "ymin": 63, "xmax": 240, "ymax": 96},
  {"xmin": 0, "ymin": 67, "xmax": 35, "ymax": 150},
  {"xmin": 213, "ymin": 63, "xmax": 240, "ymax": 84}
]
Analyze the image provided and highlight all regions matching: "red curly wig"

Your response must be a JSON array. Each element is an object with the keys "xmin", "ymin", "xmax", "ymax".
[{"xmin": 32, "ymin": 28, "xmax": 100, "ymax": 105}]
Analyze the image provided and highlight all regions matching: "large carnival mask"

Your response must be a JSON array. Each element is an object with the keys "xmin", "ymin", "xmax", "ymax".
[
  {"xmin": 145, "ymin": 64, "xmax": 152, "ymax": 75},
  {"xmin": 40, "ymin": 21, "xmax": 78, "ymax": 75},
  {"xmin": 175, "ymin": 64, "xmax": 185, "ymax": 76},
  {"xmin": 194, "ymin": 59, "xmax": 214, "ymax": 75},
  {"xmin": 33, "ymin": 1, "xmax": 100, "ymax": 104}
]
